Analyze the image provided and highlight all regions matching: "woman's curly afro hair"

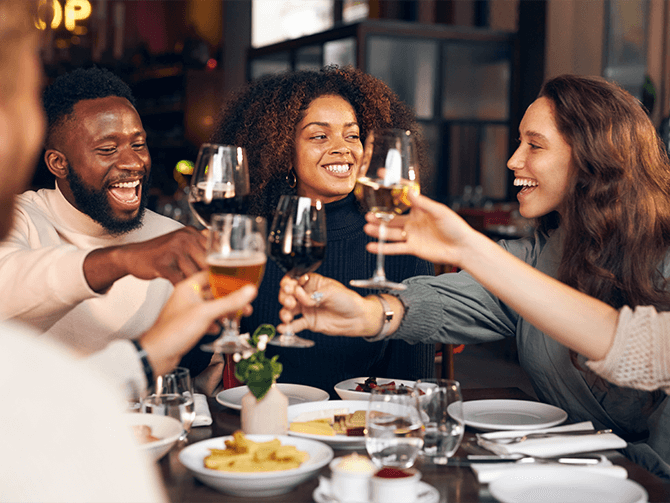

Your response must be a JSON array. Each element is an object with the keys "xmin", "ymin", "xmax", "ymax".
[{"xmin": 210, "ymin": 65, "xmax": 426, "ymax": 219}]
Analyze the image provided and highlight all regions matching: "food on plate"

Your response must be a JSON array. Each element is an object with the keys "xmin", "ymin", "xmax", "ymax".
[
  {"xmin": 131, "ymin": 424, "xmax": 160, "ymax": 444},
  {"xmin": 204, "ymin": 430, "xmax": 309, "ymax": 472},
  {"xmin": 335, "ymin": 453, "xmax": 375, "ymax": 473},
  {"xmin": 290, "ymin": 409, "xmax": 368, "ymax": 437},
  {"xmin": 352, "ymin": 377, "xmax": 422, "ymax": 395}
]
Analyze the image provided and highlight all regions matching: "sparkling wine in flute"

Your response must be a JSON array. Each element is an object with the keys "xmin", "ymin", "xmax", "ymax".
[
  {"xmin": 354, "ymin": 177, "xmax": 418, "ymax": 217},
  {"xmin": 208, "ymin": 252, "xmax": 267, "ymax": 299}
]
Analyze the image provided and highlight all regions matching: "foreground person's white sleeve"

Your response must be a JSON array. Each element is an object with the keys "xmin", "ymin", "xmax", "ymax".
[
  {"xmin": 0, "ymin": 321, "xmax": 167, "ymax": 503},
  {"xmin": 587, "ymin": 305, "xmax": 670, "ymax": 394}
]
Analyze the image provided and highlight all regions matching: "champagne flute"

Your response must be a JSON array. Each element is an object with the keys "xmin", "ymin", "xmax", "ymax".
[
  {"xmin": 200, "ymin": 214, "xmax": 267, "ymax": 354},
  {"xmin": 351, "ymin": 129, "xmax": 420, "ymax": 290},
  {"xmin": 365, "ymin": 387, "xmax": 424, "ymax": 469},
  {"xmin": 268, "ymin": 195, "xmax": 327, "ymax": 348},
  {"xmin": 188, "ymin": 143, "xmax": 250, "ymax": 227}
]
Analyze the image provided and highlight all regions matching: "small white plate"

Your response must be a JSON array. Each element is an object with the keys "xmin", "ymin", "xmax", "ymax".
[
  {"xmin": 216, "ymin": 383, "xmax": 329, "ymax": 410},
  {"xmin": 178, "ymin": 434, "xmax": 333, "ymax": 497},
  {"xmin": 459, "ymin": 399, "xmax": 568, "ymax": 431},
  {"xmin": 313, "ymin": 480, "xmax": 440, "ymax": 503},
  {"xmin": 489, "ymin": 465, "xmax": 648, "ymax": 503},
  {"xmin": 288, "ymin": 400, "xmax": 369, "ymax": 449},
  {"xmin": 334, "ymin": 377, "xmax": 417, "ymax": 401}
]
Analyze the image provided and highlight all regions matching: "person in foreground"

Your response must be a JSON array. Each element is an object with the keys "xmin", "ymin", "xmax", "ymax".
[
  {"xmin": 184, "ymin": 66, "xmax": 435, "ymax": 397},
  {"xmin": 0, "ymin": 66, "xmax": 207, "ymax": 355},
  {"xmin": 279, "ymin": 75, "xmax": 670, "ymax": 478},
  {"xmin": 0, "ymin": 3, "xmax": 256, "ymax": 501}
]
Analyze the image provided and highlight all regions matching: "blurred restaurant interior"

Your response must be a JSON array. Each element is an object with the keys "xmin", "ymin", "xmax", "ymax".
[{"xmin": 33, "ymin": 0, "xmax": 669, "ymax": 240}]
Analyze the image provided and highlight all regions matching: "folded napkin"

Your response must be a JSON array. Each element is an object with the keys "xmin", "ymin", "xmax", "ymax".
[
  {"xmin": 471, "ymin": 456, "xmax": 628, "ymax": 484},
  {"xmin": 192, "ymin": 393, "xmax": 212, "ymax": 427},
  {"xmin": 477, "ymin": 421, "xmax": 627, "ymax": 458}
]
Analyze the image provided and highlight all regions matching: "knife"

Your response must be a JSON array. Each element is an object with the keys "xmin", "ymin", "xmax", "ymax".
[{"xmin": 463, "ymin": 455, "xmax": 602, "ymax": 465}]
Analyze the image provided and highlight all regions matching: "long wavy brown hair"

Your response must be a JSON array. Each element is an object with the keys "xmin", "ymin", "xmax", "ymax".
[
  {"xmin": 537, "ymin": 75, "xmax": 670, "ymax": 312},
  {"xmin": 210, "ymin": 66, "xmax": 427, "ymax": 220}
]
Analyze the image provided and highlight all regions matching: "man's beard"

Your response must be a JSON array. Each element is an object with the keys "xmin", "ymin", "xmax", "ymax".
[{"xmin": 66, "ymin": 166, "xmax": 150, "ymax": 235}]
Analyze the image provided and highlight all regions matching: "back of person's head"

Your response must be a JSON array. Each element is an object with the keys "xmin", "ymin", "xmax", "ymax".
[
  {"xmin": 43, "ymin": 67, "xmax": 136, "ymax": 149},
  {"xmin": 540, "ymin": 74, "xmax": 670, "ymax": 310},
  {"xmin": 211, "ymin": 66, "xmax": 424, "ymax": 218}
]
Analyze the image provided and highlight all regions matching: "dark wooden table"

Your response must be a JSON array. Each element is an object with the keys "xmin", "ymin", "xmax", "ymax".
[{"xmin": 159, "ymin": 387, "xmax": 670, "ymax": 503}]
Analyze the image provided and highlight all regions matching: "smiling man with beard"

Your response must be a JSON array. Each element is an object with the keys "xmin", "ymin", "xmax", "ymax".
[{"xmin": 0, "ymin": 67, "xmax": 208, "ymax": 354}]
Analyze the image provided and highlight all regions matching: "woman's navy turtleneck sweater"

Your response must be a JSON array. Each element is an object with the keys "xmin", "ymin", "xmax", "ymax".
[{"xmin": 242, "ymin": 193, "xmax": 435, "ymax": 398}]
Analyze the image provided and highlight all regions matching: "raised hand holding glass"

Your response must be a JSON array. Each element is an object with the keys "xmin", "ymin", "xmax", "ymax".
[{"xmin": 268, "ymin": 195, "xmax": 326, "ymax": 348}]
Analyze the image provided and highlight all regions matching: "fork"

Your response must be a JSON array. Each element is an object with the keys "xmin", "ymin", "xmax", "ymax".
[{"xmin": 478, "ymin": 428, "xmax": 613, "ymax": 445}]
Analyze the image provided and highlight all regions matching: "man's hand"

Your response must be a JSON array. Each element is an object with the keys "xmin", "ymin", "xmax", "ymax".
[
  {"xmin": 139, "ymin": 271, "xmax": 256, "ymax": 377},
  {"xmin": 84, "ymin": 227, "xmax": 207, "ymax": 292}
]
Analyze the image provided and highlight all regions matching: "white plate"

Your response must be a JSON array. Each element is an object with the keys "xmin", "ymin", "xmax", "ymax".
[
  {"xmin": 313, "ymin": 480, "xmax": 440, "ymax": 503},
  {"xmin": 489, "ymin": 465, "xmax": 648, "ymax": 503},
  {"xmin": 334, "ymin": 377, "xmax": 417, "ymax": 401},
  {"xmin": 124, "ymin": 413, "xmax": 183, "ymax": 462},
  {"xmin": 178, "ymin": 434, "xmax": 334, "ymax": 497},
  {"xmin": 459, "ymin": 399, "xmax": 568, "ymax": 431},
  {"xmin": 216, "ymin": 383, "xmax": 330, "ymax": 410},
  {"xmin": 288, "ymin": 400, "xmax": 369, "ymax": 449}
]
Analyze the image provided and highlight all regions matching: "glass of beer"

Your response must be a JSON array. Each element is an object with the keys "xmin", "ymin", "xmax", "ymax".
[
  {"xmin": 351, "ymin": 129, "xmax": 420, "ymax": 290},
  {"xmin": 200, "ymin": 214, "xmax": 267, "ymax": 354}
]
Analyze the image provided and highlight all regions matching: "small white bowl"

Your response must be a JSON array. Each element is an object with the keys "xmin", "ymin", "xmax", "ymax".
[
  {"xmin": 124, "ymin": 413, "xmax": 183, "ymax": 461},
  {"xmin": 334, "ymin": 377, "xmax": 418, "ymax": 401},
  {"xmin": 178, "ymin": 435, "xmax": 334, "ymax": 497}
]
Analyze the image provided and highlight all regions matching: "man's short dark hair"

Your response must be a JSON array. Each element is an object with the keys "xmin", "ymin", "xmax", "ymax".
[{"xmin": 43, "ymin": 67, "xmax": 136, "ymax": 149}]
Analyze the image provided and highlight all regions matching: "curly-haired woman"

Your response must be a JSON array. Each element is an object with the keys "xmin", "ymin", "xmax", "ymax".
[
  {"xmin": 278, "ymin": 75, "xmax": 670, "ymax": 478},
  {"xmin": 184, "ymin": 66, "xmax": 435, "ymax": 397}
]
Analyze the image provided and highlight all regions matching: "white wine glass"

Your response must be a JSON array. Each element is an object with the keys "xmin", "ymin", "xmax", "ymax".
[
  {"xmin": 188, "ymin": 143, "xmax": 250, "ymax": 227},
  {"xmin": 351, "ymin": 129, "xmax": 419, "ymax": 290},
  {"xmin": 365, "ymin": 387, "xmax": 424, "ymax": 469},
  {"xmin": 267, "ymin": 195, "xmax": 326, "ymax": 348},
  {"xmin": 141, "ymin": 367, "xmax": 195, "ymax": 441},
  {"xmin": 200, "ymin": 214, "xmax": 267, "ymax": 354}
]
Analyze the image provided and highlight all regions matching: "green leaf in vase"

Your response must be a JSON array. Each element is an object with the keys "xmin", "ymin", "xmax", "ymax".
[{"xmin": 234, "ymin": 324, "xmax": 282, "ymax": 400}]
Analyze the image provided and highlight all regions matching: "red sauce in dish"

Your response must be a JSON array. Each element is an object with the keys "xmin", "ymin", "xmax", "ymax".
[{"xmin": 375, "ymin": 467, "xmax": 413, "ymax": 479}]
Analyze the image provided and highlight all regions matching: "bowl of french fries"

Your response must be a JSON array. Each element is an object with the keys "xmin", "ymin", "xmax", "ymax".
[
  {"xmin": 178, "ymin": 430, "xmax": 334, "ymax": 497},
  {"xmin": 125, "ymin": 413, "xmax": 183, "ymax": 461}
]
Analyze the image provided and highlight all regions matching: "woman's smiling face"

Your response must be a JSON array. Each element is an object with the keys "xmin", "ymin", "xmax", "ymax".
[
  {"xmin": 293, "ymin": 94, "xmax": 364, "ymax": 203},
  {"xmin": 507, "ymin": 97, "xmax": 574, "ymax": 219}
]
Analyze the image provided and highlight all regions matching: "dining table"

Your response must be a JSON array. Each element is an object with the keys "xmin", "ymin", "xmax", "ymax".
[{"xmin": 158, "ymin": 387, "xmax": 670, "ymax": 503}]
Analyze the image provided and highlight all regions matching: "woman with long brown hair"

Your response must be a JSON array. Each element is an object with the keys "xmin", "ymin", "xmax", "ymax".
[{"xmin": 278, "ymin": 75, "xmax": 670, "ymax": 478}]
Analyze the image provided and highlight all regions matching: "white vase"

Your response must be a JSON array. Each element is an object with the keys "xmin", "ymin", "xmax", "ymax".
[{"xmin": 240, "ymin": 383, "xmax": 288, "ymax": 435}]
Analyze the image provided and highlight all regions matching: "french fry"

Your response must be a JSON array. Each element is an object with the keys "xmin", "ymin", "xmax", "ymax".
[{"xmin": 204, "ymin": 431, "xmax": 309, "ymax": 473}]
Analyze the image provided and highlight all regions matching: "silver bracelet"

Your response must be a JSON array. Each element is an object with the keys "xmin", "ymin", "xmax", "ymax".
[{"xmin": 365, "ymin": 294, "xmax": 394, "ymax": 342}]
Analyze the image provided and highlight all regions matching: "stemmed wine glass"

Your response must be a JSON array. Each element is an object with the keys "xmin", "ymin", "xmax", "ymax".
[
  {"xmin": 268, "ymin": 195, "xmax": 327, "ymax": 348},
  {"xmin": 350, "ymin": 129, "xmax": 419, "ymax": 290},
  {"xmin": 200, "ymin": 214, "xmax": 267, "ymax": 354},
  {"xmin": 188, "ymin": 143, "xmax": 250, "ymax": 227}
]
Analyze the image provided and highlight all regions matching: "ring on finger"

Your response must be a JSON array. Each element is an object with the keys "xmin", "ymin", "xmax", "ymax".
[{"xmin": 310, "ymin": 291, "xmax": 324, "ymax": 306}]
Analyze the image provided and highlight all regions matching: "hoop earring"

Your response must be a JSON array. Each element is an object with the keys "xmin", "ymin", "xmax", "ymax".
[{"xmin": 286, "ymin": 168, "xmax": 297, "ymax": 189}]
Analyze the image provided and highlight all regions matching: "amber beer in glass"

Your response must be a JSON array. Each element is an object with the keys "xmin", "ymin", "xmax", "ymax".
[{"xmin": 200, "ymin": 214, "xmax": 267, "ymax": 354}]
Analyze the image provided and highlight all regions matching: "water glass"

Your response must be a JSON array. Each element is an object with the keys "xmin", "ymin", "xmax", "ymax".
[
  {"xmin": 365, "ymin": 387, "xmax": 424, "ymax": 469},
  {"xmin": 414, "ymin": 379, "xmax": 464, "ymax": 464},
  {"xmin": 142, "ymin": 367, "xmax": 196, "ymax": 439}
]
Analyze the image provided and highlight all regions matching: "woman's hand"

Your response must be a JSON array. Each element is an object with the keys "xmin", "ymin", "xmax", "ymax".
[
  {"xmin": 364, "ymin": 191, "xmax": 484, "ymax": 269},
  {"xmin": 139, "ymin": 271, "xmax": 257, "ymax": 376},
  {"xmin": 278, "ymin": 273, "xmax": 383, "ymax": 338}
]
